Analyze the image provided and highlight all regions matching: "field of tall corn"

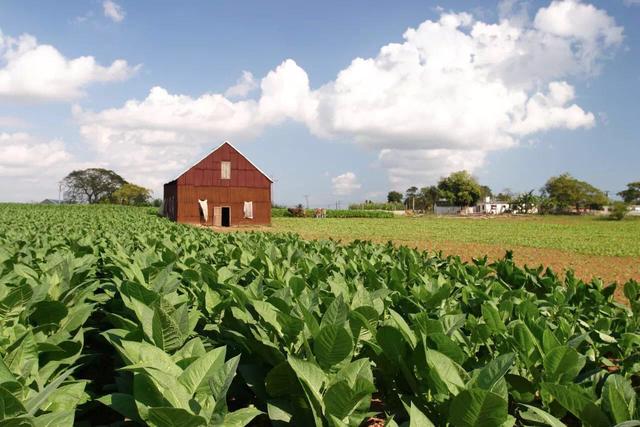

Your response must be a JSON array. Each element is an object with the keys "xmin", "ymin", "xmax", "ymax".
[{"xmin": 0, "ymin": 204, "xmax": 638, "ymax": 426}]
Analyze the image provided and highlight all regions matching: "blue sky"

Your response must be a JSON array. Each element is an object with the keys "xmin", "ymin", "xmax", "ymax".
[{"xmin": 0, "ymin": 0, "xmax": 638, "ymax": 206}]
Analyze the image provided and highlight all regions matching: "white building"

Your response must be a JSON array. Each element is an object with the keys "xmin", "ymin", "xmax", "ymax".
[
  {"xmin": 474, "ymin": 197, "xmax": 510, "ymax": 215},
  {"xmin": 434, "ymin": 197, "xmax": 510, "ymax": 215}
]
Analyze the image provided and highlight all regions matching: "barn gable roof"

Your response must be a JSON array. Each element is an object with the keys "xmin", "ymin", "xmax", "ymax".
[{"xmin": 167, "ymin": 141, "xmax": 274, "ymax": 184}]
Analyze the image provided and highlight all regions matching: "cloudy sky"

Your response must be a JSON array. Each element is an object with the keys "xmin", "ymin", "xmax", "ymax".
[{"xmin": 1, "ymin": 0, "xmax": 638, "ymax": 206}]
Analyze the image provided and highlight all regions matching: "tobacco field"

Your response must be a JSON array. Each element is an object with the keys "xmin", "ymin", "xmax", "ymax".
[{"xmin": 0, "ymin": 204, "xmax": 638, "ymax": 426}]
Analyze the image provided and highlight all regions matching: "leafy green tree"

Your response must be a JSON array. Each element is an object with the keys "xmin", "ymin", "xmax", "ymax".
[
  {"xmin": 63, "ymin": 168, "xmax": 126, "ymax": 204},
  {"xmin": 418, "ymin": 185, "xmax": 439, "ymax": 211},
  {"xmin": 387, "ymin": 191, "xmax": 403, "ymax": 203},
  {"xmin": 542, "ymin": 173, "xmax": 608, "ymax": 213},
  {"xmin": 618, "ymin": 182, "xmax": 640, "ymax": 204},
  {"xmin": 609, "ymin": 202, "xmax": 628, "ymax": 221},
  {"xmin": 480, "ymin": 185, "xmax": 493, "ymax": 201},
  {"xmin": 112, "ymin": 183, "xmax": 152, "ymax": 206},
  {"xmin": 495, "ymin": 189, "xmax": 514, "ymax": 203},
  {"xmin": 405, "ymin": 186, "xmax": 419, "ymax": 208},
  {"xmin": 437, "ymin": 171, "xmax": 482, "ymax": 206},
  {"xmin": 512, "ymin": 190, "xmax": 539, "ymax": 214}
]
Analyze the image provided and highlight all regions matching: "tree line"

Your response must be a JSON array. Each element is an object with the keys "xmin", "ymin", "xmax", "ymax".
[
  {"xmin": 386, "ymin": 171, "xmax": 640, "ymax": 215},
  {"xmin": 62, "ymin": 168, "xmax": 160, "ymax": 206}
]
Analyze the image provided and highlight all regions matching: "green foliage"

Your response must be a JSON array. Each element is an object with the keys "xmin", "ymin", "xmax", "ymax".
[
  {"xmin": 387, "ymin": 191, "xmax": 403, "ymax": 204},
  {"xmin": 348, "ymin": 202, "xmax": 404, "ymax": 211},
  {"xmin": 273, "ymin": 208, "xmax": 394, "ymax": 218},
  {"xmin": 437, "ymin": 170, "xmax": 483, "ymax": 207},
  {"xmin": 112, "ymin": 183, "xmax": 152, "ymax": 206},
  {"xmin": 62, "ymin": 168, "xmax": 126, "ymax": 204},
  {"xmin": 274, "ymin": 215, "xmax": 640, "ymax": 257},
  {"xmin": 0, "ymin": 204, "xmax": 638, "ymax": 426},
  {"xmin": 610, "ymin": 201, "xmax": 629, "ymax": 221},
  {"xmin": 543, "ymin": 173, "xmax": 609, "ymax": 212},
  {"xmin": 618, "ymin": 181, "xmax": 640, "ymax": 204}
]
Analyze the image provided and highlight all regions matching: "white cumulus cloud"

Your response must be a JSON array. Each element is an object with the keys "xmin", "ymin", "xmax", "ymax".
[
  {"xmin": 0, "ymin": 132, "xmax": 72, "ymax": 177},
  {"xmin": 0, "ymin": 29, "xmax": 137, "ymax": 101},
  {"xmin": 103, "ymin": 0, "xmax": 125, "ymax": 23},
  {"xmin": 224, "ymin": 71, "xmax": 257, "ymax": 98},
  {"xmin": 74, "ymin": 0, "xmax": 621, "ymax": 191},
  {"xmin": 332, "ymin": 172, "xmax": 361, "ymax": 196}
]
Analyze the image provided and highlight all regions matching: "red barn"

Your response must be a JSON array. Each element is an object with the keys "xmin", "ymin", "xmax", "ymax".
[{"xmin": 163, "ymin": 141, "xmax": 272, "ymax": 226}]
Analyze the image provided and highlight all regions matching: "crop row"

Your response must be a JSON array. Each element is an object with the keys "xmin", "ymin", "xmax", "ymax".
[
  {"xmin": 0, "ymin": 204, "xmax": 638, "ymax": 426},
  {"xmin": 272, "ymin": 208, "xmax": 394, "ymax": 218}
]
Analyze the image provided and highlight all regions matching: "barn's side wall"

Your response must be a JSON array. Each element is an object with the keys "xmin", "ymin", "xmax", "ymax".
[
  {"xmin": 176, "ymin": 185, "xmax": 271, "ymax": 225},
  {"xmin": 163, "ymin": 181, "xmax": 178, "ymax": 221}
]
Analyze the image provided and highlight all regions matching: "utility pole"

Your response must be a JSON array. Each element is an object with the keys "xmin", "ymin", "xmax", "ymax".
[
  {"xmin": 271, "ymin": 175, "xmax": 278, "ymax": 206},
  {"xmin": 58, "ymin": 180, "xmax": 63, "ymax": 203},
  {"xmin": 304, "ymin": 194, "xmax": 309, "ymax": 209}
]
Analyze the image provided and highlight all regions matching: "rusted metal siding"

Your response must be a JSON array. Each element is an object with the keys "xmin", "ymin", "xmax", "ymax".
[
  {"xmin": 176, "ymin": 186, "xmax": 271, "ymax": 225},
  {"xmin": 165, "ymin": 142, "xmax": 272, "ymax": 226},
  {"xmin": 177, "ymin": 143, "xmax": 271, "ymax": 189}
]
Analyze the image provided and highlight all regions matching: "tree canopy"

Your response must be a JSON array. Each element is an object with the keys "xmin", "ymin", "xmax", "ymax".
[
  {"xmin": 387, "ymin": 191, "xmax": 403, "ymax": 203},
  {"xmin": 542, "ymin": 173, "xmax": 608, "ymax": 212},
  {"xmin": 618, "ymin": 181, "xmax": 640, "ymax": 204},
  {"xmin": 63, "ymin": 168, "xmax": 127, "ymax": 204},
  {"xmin": 437, "ymin": 171, "xmax": 482, "ymax": 206},
  {"xmin": 112, "ymin": 183, "xmax": 152, "ymax": 206}
]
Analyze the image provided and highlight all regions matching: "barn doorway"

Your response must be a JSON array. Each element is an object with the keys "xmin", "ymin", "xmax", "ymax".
[{"xmin": 221, "ymin": 207, "xmax": 230, "ymax": 227}]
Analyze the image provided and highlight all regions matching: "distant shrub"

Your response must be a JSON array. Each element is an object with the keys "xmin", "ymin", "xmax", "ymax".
[
  {"xmin": 272, "ymin": 208, "xmax": 393, "ymax": 218},
  {"xmin": 271, "ymin": 208, "xmax": 288, "ymax": 217},
  {"xmin": 609, "ymin": 202, "xmax": 628, "ymax": 221},
  {"xmin": 326, "ymin": 209, "xmax": 393, "ymax": 218},
  {"xmin": 348, "ymin": 202, "xmax": 404, "ymax": 211}
]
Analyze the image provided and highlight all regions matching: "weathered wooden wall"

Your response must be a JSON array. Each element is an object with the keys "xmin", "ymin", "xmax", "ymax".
[{"xmin": 163, "ymin": 181, "xmax": 177, "ymax": 221}]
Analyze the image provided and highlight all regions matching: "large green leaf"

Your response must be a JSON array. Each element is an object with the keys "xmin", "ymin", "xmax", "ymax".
[
  {"xmin": 601, "ymin": 374, "xmax": 637, "ymax": 424},
  {"xmin": 408, "ymin": 402, "xmax": 435, "ymax": 427},
  {"xmin": 119, "ymin": 340, "xmax": 182, "ymax": 377},
  {"xmin": 178, "ymin": 347, "xmax": 226, "ymax": 396},
  {"xmin": 425, "ymin": 348, "xmax": 465, "ymax": 396},
  {"xmin": 0, "ymin": 385, "xmax": 26, "ymax": 419},
  {"xmin": 287, "ymin": 356, "xmax": 326, "ymax": 426},
  {"xmin": 449, "ymin": 388, "xmax": 508, "ymax": 427},
  {"xmin": 24, "ymin": 369, "xmax": 75, "ymax": 416},
  {"xmin": 152, "ymin": 300, "xmax": 185, "ymax": 352},
  {"xmin": 388, "ymin": 309, "xmax": 417, "ymax": 349},
  {"xmin": 543, "ymin": 346, "xmax": 585, "ymax": 383},
  {"xmin": 0, "ymin": 283, "xmax": 33, "ymax": 316},
  {"xmin": 146, "ymin": 407, "xmax": 206, "ymax": 427},
  {"xmin": 32, "ymin": 410, "xmax": 74, "ymax": 427},
  {"xmin": 97, "ymin": 393, "xmax": 142, "ymax": 423},
  {"xmin": 542, "ymin": 383, "xmax": 610, "ymax": 427},
  {"xmin": 481, "ymin": 302, "xmax": 506, "ymax": 333},
  {"xmin": 314, "ymin": 326, "xmax": 353, "ymax": 369},
  {"xmin": 519, "ymin": 404, "xmax": 567, "ymax": 427},
  {"xmin": 470, "ymin": 353, "xmax": 514, "ymax": 392},
  {"xmin": 210, "ymin": 407, "xmax": 262, "ymax": 427}
]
